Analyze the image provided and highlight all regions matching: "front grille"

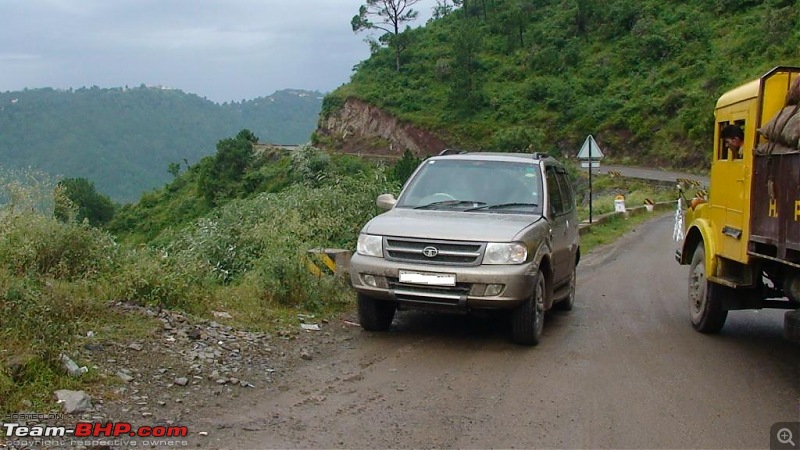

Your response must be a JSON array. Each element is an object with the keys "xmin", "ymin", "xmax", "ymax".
[
  {"xmin": 384, "ymin": 237, "xmax": 484, "ymax": 266},
  {"xmin": 387, "ymin": 278, "xmax": 472, "ymax": 306},
  {"xmin": 387, "ymin": 279, "xmax": 472, "ymax": 296}
]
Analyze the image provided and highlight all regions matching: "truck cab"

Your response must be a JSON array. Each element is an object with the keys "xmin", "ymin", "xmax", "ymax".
[{"xmin": 676, "ymin": 66, "xmax": 800, "ymax": 342}]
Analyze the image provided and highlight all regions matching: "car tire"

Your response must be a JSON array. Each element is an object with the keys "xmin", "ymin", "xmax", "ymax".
[
  {"xmin": 553, "ymin": 265, "xmax": 576, "ymax": 311},
  {"xmin": 357, "ymin": 292, "xmax": 396, "ymax": 331},
  {"xmin": 688, "ymin": 243, "xmax": 728, "ymax": 333},
  {"xmin": 511, "ymin": 270, "xmax": 546, "ymax": 345}
]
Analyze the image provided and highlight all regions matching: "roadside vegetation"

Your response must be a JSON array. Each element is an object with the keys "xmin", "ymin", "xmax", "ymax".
[{"xmin": 325, "ymin": 0, "xmax": 798, "ymax": 170}]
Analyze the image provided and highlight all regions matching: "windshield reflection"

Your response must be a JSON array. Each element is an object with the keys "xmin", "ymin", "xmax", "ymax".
[{"xmin": 397, "ymin": 159, "xmax": 543, "ymax": 214}]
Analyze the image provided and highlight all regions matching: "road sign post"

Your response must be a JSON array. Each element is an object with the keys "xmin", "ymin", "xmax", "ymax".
[{"xmin": 577, "ymin": 135, "xmax": 605, "ymax": 223}]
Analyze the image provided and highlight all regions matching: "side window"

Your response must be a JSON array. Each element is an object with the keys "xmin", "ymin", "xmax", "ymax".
[
  {"xmin": 718, "ymin": 120, "xmax": 745, "ymax": 160},
  {"xmin": 546, "ymin": 166, "xmax": 565, "ymax": 215},
  {"xmin": 555, "ymin": 171, "xmax": 575, "ymax": 212}
]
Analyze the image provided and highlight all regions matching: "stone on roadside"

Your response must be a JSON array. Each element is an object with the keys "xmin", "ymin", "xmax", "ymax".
[
  {"xmin": 55, "ymin": 390, "xmax": 92, "ymax": 414},
  {"xmin": 117, "ymin": 371, "xmax": 135, "ymax": 383}
]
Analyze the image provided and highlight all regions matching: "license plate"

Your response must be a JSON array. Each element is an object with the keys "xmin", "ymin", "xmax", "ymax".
[{"xmin": 399, "ymin": 270, "xmax": 456, "ymax": 286}]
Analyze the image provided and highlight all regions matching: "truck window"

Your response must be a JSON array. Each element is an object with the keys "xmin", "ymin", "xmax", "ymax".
[{"xmin": 718, "ymin": 121, "xmax": 745, "ymax": 160}]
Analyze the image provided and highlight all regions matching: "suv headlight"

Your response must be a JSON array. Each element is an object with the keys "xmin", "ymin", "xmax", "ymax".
[
  {"xmin": 483, "ymin": 242, "xmax": 527, "ymax": 265},
  {"xmin": 357, "ymin": 234, "xmax": 383, "ymax": 257}
]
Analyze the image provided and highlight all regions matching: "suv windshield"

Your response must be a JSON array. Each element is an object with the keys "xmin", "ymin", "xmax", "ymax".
[{"xmin": 396, "ymin": 159, "xmax": 543, "ymax": 214}]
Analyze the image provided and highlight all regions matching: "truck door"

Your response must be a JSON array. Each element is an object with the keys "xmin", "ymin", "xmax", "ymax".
[{"xmin": 712, "ymin": 115, "xmax": 750, "ymax": 262}]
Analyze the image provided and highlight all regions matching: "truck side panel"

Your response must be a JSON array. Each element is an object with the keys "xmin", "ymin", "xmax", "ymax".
[
  {"xmin": 748, "ymin": 69, "xmax": 800, "ymax": 264},
  {"xmin": 750, "ymin": 153, "xmax": 800, "ymax": 263}
]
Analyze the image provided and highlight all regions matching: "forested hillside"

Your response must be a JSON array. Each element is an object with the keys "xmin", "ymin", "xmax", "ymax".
[
  {"xmin": 0, "ymin": 86, "xmax": 322, "ymax": 202},
  {"xmin": 322, "ymin": 0, "xmax": 799, "ymax": 169}
]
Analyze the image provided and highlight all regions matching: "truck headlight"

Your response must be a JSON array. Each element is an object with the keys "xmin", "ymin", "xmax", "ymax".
[
  {"xmin": 483, "ymin": 243, "xmax": 527, "ymax": 265},
  {"xmin": 357, "ymin": 234, "xmax": 383, "ymax": 257}
]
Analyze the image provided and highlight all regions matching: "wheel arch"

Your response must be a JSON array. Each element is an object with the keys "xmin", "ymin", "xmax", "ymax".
[
  {"xmin": 680, "ymin": 220, "xmax": 717, "ymax": 276},
  {"xmin": 536, "ymin": 253, "xmax": 554, "ymax": 308}
]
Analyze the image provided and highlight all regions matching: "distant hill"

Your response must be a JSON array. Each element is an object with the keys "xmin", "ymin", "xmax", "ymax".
[{"xmin": 0, "ymin": 86, "xmax": 322, "ymax": 202}]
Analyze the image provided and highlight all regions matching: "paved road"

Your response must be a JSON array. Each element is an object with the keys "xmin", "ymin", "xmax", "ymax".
[
  {"xmin": 196, "ymin": 214, "xmax": 798, "ymax": 449},
  {"xmin": 595, "ymin": 164, "xmax": 710, "ymax": 186}
]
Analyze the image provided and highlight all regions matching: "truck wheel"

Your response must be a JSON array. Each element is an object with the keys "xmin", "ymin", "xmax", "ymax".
[
  {"xmin": 357, "ymin": 293, "xmax": 396, "ymax": 331},
  {"xmin": 688, "ymin": 244, "xmax": 728, "ymax": 333},
  {"xmin": 785, "ymin": 310, "xmax": 800, "ymax": 344},
  {"xmin": 512, "ymin": 270, "xmax": 546, "ymax": 345},
  {"xmin": 553, "ymin": 266, "xmax": 576, "ymax": 311}
]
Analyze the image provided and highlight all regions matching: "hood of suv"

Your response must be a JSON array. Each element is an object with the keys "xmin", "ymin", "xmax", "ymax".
[{"xmin": 363, "ymin": 208, "xmax": 542, "ymax": 242}]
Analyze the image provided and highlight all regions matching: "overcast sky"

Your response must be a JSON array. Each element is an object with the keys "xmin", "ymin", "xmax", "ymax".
[{"xmin": 0, "ymin": 0, "xmax": 435, "ymax": 103}]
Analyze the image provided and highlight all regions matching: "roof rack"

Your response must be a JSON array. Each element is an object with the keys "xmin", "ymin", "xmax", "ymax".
[{"xmin": 438, "ymin": 148, "xmax": 468, "ymax": 156}]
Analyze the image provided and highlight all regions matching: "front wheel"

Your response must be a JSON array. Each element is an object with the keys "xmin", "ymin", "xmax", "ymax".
[
  {"xmin": 688, "ymin": 243, "xmax": 728, "ymax": 333},
  {"xmin": 512, "ymin": 270, "xmax": 546, "ymax": 345},
  {"xmin": 357, "ymin": 293, "xmax": 396, "ymax": 331}
]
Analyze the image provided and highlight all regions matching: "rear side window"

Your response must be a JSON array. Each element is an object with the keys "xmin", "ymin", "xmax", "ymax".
[
  {"xmin": 546, "ymin": 166, "xmax": 566, "ymax": 215},
  {"xmin": 555, "ymin": 171, "xmax": 575, "ymax": 212},
  {"xmin": 546, "ymin": 166, "xmax": 575, "ymax": 216}
]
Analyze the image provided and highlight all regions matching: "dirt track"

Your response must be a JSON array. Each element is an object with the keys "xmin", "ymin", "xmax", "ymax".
[{"xmin": 194, "ymin": 214, "xmax": 799, "ymax": 449}]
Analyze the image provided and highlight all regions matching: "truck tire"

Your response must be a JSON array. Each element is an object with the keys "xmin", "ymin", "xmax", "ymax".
[
  {"xmin": 357, "ymin": 292, "xmax": 396, "ymax": 331},
  {"xmin": 512, "ymin": 270, "xmax": 546, "ymax": 345},
  {"xmin": 785, "ymin": 310, "xmax": 800, "ymax": 344},
  {"xmin": 688, "ymin": 244, "xmax": 728, "ymax": 333}
]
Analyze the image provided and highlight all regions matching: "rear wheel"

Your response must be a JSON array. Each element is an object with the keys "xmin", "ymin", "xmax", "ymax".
[
  {"xmin": 512, "ymin": 271, "xmax": 546, "ymax": 345},
  {"xmin": 688, "ymin": 243, "xmax": 728, "ymax": 333},
  {"xmin": 357, "ymin": 292, "xmax": 396, "ymax": 331},
  {"xmin": 553, "ymin": 266, "xmax": 576, "ymax": 311}
]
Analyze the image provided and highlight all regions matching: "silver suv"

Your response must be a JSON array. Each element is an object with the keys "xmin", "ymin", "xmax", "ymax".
[{"xmin": 349, "ymin": 152, "xmax": 580, "ymax": 345}]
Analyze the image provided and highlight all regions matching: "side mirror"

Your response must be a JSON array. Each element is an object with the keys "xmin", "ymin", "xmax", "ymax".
[{"xmin": 376, "ymin": 193, "xmax": 397, "ymax": 210}]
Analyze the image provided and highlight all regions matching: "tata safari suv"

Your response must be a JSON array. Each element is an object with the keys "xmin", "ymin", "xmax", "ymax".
[{"xmin": 349, "ymin": 152, "xmax": 580, "ymax": 345}]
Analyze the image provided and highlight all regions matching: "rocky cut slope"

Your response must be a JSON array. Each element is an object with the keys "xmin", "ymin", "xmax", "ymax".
[{"xmin": 316, "ymin": 98, "xmax": 449, "ymax": 159}]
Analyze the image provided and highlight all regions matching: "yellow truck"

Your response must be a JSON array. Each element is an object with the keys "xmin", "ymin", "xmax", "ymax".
[{"xmin": 676, "ymin": 66, "xmax": 800, "ymax": 342}]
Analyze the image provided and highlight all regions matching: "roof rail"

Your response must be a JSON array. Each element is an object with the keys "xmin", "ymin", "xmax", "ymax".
[
  {"xmin": 438, "ymin": 148, "xmax": 467, "ymax": 156},
  {"xmin": 530, "ymin": 152, "xmax": 549, "ymax": 159}
]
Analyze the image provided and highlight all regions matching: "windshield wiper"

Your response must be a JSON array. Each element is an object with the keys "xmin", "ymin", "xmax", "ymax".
[
  {"xmin": 465, "ymin": 202, "xmax": 538, "ymax": 211},
  {"xmin": 414, "ymin": 200, "xmax": 486, "ymax": 210}
]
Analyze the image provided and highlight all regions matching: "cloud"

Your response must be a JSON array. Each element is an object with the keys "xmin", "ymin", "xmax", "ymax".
[{"xmin": 0, "ymin": 0, "xmax": 435, "ymax": 102}]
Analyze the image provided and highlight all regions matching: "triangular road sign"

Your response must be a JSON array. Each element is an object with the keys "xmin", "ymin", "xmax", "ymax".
[{"xmin": 577, "ymin": 135, "xmax": 604, "ymax": 159}]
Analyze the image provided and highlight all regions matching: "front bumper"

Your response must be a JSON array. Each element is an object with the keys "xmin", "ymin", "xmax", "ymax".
[{"xmin": 349, "ymin": 253, "xmax": 537, "ymax": 312}]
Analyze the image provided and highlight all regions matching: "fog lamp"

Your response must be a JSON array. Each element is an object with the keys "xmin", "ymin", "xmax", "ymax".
[
  {"xmin": 485, "ymin": 284, "xmax": 504, "ymax": 296},
  {"xmin": 363, "ymin": 274, "xmax": 378, "ymax": 287}
]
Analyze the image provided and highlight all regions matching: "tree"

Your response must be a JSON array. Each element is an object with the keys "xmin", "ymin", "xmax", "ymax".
[
  {"xmin": 448, "ymin": 19, "xmax": 484, "ymax": 112},
  {"xmin": 197, "ymin": 129, "xmax": 258, "ymax": 205},
  {"xmin": 167, "ymin": 162, "xmax": 181, "ymax": 178},
  {"xmin": 432, "ymin": 0, "xmax": 456, "ymax": 19},
  {"xmin": 391, "ymin": 150, "xmax": 421, "ymax": 184},
  {"xmin": 352, "ymin": 0, "xmax": 422, "ymax": 72},
  {"xmin": 54, "ymin": 177, "xmax": 116, "ymax": 227}
]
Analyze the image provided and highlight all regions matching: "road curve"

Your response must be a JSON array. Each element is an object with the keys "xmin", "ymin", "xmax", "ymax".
[
  {"xmin": 595, "ymin": 164, "xmax": 709, "ymax": 186},
  {"xmin": 197, "ymin": 214, "xmax": 797, "ymax": 449}
]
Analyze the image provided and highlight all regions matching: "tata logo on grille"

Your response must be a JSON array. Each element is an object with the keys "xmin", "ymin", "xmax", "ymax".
[{"xmin": 422, "ymin": 246, "xmax": 439, "ymax": 258}]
